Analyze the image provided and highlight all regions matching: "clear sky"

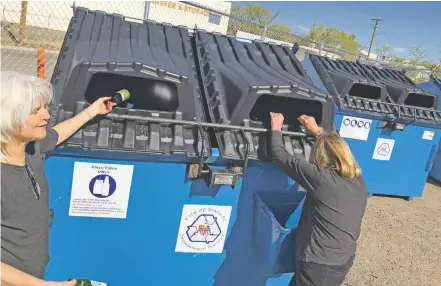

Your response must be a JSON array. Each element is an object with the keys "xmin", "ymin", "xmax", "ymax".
[{"xmin": 234, "ymin": 1, "xmax": 441, "ymax": 62}]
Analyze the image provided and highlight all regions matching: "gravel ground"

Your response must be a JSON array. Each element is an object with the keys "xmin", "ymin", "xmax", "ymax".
[{"xmin": 343, "ymin": 183, "xmax": 441, "ymax": 286}]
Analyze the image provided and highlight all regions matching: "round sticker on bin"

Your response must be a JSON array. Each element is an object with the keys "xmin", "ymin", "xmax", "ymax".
[
  {"xmin": 351, "ymin": 120, "xmax": 357, "ymax": 127},
  {"xmin": 347, "ymin": 119, "xmax": 370, "ymax": 129},
  {"xmin": 364, "ymin": 121, "xmax": 371, "ymax": 129}
]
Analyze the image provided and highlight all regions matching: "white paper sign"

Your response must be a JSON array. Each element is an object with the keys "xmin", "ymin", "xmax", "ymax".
[
  {"xmin": 372, "ymin": 138, "xmax": 395, "ymax": 161},
  {"xmin": 422, "ymin": 131, "xmax": 435, "ymax": 140},
  {"xmin": 175, "ymin": 204, "xmax": 232, "ymax": 254},
  {"xmin": 69, "ymin": 162, "xmax": 134, "ymax": 219},
  {"xmin": 339, "ymin": 116, "xmax": 372, "ymax": 141}
]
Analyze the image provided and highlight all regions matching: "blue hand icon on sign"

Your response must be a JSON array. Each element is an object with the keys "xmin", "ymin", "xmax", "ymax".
[
  {"xmin": 186, "ymin": 214, "xmax": 221, "ymax": 244},
  {"xmin": 89, "ymin": 174, "xmax": 117, "ymax": 198}
]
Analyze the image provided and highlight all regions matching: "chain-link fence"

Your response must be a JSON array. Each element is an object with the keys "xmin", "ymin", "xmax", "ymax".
[
  {"xmin": 0, "ymin": 1, "xmax": 148, "ymax": 78},
  {"xmin": 0, "ymin": 1, "xmax": 434, "ymax": 81}
]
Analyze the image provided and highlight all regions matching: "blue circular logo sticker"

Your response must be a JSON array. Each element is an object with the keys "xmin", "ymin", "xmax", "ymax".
[
  {"xmin": 351, "ymin": 120, "xmax": 357, "ymax": 127},
  {"xmin": 364, "ymin": 121, "xmax": 371, "ymax": 129},
  {"xmin": 89, "ymin": 175, "xmax": 117, "ymax": 198}
]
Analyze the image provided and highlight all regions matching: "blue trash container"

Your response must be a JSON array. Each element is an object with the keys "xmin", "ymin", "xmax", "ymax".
[
  {"xmin": 302, "ymin": 54, "xmax": 441, "ymax": 200},
  {"xmin": 253, "ymin": 191, "xmax": 306, "ymax": 276},
  {"xmin": 44, "ymin": 7, "xmax": 335, "ymax": 286},
  {"xmin": 417, "ymin": 75, "xmax": 441, "ymax": 182}
]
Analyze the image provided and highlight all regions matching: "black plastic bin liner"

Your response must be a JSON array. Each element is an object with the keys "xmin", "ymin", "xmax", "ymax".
[
  {"xmin": 195, "ymin": 31, "xmax": 335, "ymax": 161},
  {"xmin": 50, "ymin": 7, "xmax": 210, "ymax": 158}
]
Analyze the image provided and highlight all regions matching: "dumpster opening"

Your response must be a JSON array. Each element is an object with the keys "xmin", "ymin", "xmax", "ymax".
[
  {"xmin": 404, "ymin": 93, "xmax": 435, "ymax": 109},
  {"xmin": 348, "ymin": 83, "xmax": 382, "ymax": 100},
  {"xmin": 250, "ymin": 94, "xmax": 322, "ymax": 129},
  {"xmin": 85, "ymin": 73, "xmax": 179, "ymax": 111}
]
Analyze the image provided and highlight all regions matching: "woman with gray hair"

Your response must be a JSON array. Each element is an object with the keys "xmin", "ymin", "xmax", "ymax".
[{"xmin": 1, "ymin": 72, "xmax": 117, "ymax": 285}]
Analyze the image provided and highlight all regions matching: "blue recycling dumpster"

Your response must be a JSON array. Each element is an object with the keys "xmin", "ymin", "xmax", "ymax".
[
  {"xmin": 303, "ymin": 55, "xmax": 441, "ymax": 199},
  {"xmin": 44, "ymin": 8, "xmax": 335, "ymax": 286},
  {"xmin": 417, "ymin": 75, "xmax": 441, "ymax": 182}
]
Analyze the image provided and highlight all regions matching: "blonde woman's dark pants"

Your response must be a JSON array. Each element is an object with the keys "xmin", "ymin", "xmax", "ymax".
[{"xmin": 289, "ymin": 255, "xmax": 355, "ymax": 286}]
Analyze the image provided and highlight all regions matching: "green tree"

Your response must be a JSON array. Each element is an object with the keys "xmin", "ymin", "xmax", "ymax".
[
  {"xmin": 406, "ymin": 45, "xmax": 428, "ymax": 83},
  {"xmin": 307, "ymin": 22, "xmax": 328, "ymax": 43},
  {"xmin": 375, "ymin": 45, "xmax": 392, "ymax": 62},
  {"xmin": 227, "ymin": 4, "xmax": 300, "ymax": 44},
  {"xmin": 227, "ymin": 4, "xmax": 267, "ymax": 36},
  {"xmin": 409, "ymin": 45, "xmax": 427, "ymax": 65},
  {"xmin": 267, "ymin": 23, "xmax": 300, "ymax": 43},
  {"xmin": 306, "ymin": 22, "xmax": 361, "ymax": 53},
  {"xmin": 389, "ymin": 55, "xmax": 406, "ymax": 68}
]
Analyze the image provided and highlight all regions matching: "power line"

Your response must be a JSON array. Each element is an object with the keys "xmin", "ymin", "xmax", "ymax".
[{"xmin": 367, "ymin": 18, "xmax": 383, "ymax": 61}]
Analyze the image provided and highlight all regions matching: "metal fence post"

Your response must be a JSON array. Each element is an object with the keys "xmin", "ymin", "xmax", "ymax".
[
  {"xmin": 261, "ymin": 24, "xmax": 268, "ymax": 41},
  {"xmin": 143, "ymin": 1, "xmax": 150, "ymax": 21},
  {"xmin": 19, "ymin": 1, "xmax": 28, "ymax": 44},
  {"xmin": 260, "ymin": 12, "xmax": 279, "ymax": 42}
]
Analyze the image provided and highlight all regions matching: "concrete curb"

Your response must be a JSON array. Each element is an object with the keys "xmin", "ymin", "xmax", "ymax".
[{"xmin": 0, "ymin": 45, "xmax": 60, "ymax": 55}]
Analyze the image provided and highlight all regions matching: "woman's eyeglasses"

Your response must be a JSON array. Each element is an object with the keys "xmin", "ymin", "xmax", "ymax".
[{"xmin": 25, "ymin": 163, "xmax": 41, "ymax": 200}]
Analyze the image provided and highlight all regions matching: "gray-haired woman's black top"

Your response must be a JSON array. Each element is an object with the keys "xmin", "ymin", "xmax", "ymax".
[
  {"xmin": 1, "ymin": 129, "xmax": 59, "ymax": 278},
  {"xmin": 271, "ymin": 130, "xmax": 368, "ymax": 265}
]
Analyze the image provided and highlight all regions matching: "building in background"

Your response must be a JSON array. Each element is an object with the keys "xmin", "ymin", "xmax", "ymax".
[
  {"xmin": 0, "ymin": 1, "xmax": 231, "ymax": 34},
  {"xmin": 146, "ymin": 1, "xmax": 231, "ymax": 34}
]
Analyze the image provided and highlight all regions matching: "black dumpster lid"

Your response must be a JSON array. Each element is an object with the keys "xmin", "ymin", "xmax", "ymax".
[
  {"xmin": 50, "ymin": 7, "xmax": 210, "ymax": 159},
  {"xmin": 195, "ymin": 30, "xmax": 335, "ymax": 161},
  {"xmin": 360, "ymin": 64, "xmax": 438, "ymax": 109},
  {"xmin": 309, "ymin": 54, "xmax": 441, "ymax": 124}
]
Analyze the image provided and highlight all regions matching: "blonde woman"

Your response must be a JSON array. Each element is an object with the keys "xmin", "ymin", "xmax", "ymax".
[
  {"xmin": 270, "ymin": 113, "xmax": 368, "ymax": 286},
  {"xmin": 1, "ymin": 72, "xmax": 116, "ymax": 285}
]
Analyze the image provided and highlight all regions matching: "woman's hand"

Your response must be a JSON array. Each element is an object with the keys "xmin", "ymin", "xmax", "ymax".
[
  {"xmin": 86, "ymin": 97, "xmax": 117, "ymax": 118},
  {"xmin": 298, "ymin": 115, "xmax": 322, "ymax": 136},
  {"xmin": 52, "ymin": 96, "xmax": 117, "ymax": 145},
  {"xmin": 270, "ymin": 112, "xmax": 284, "ymax": 131}
]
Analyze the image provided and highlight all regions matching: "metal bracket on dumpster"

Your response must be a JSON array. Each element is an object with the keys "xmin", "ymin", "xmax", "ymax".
[
  {"xmin": 379, "ymin": 121, "xmax": 406, "ymax": 131},
  {"xmin": 106, "ymin": 113, "xmax": 306, "ymax": 186},
  {"xmin": 188, "ymin": 163, "xmax": 243, "ymax": 188},
  {"xmin": 187, "ymin": 127, "xmax": 250, "ymax": 187}
]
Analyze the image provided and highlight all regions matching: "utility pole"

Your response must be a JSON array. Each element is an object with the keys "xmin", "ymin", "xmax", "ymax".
[{"xmin": 367, "ymin": 18, "xmax": 382, "ymax": 61}]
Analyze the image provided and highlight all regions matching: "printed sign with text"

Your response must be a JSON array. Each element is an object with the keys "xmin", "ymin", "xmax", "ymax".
[
  {"xmin": 339, "ymin": 116, "xmax": 372, "ymax": 141},
  {"xmin": 69, "ymin": 162, "xmax": 134, "ymax": 219}
]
